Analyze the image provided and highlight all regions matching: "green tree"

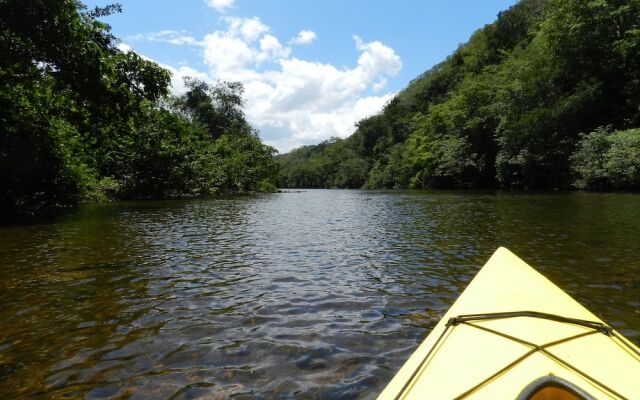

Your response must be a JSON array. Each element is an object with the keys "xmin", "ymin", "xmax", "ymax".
[
  {"xmin": 177, "ymin": 78, "xmax": 249, "ymax": 139},
  {"xmin": 1, "ymin": 0, "xmax": 278, "ymax": 218},
  {"xmin": 280, "ymin": 0, "xmax": 640, "ymax": 192},
  {"xmin": 572, "ymin": 127, "xmax": 640, "ymax": 190}
]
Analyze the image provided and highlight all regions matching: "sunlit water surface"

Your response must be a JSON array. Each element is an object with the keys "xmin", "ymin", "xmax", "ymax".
[{"xmin": 0, "ymin": 190, "xmax": 638, "ymax": 399}]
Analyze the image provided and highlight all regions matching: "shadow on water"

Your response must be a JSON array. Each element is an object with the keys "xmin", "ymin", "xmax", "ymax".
[
  {"xmin": 0, "ymin": 204, "xmax": 160, "ymax": 398},
  {"xmin": 0, "ymin": 191, "xmax": 638, "ymax": 399}
]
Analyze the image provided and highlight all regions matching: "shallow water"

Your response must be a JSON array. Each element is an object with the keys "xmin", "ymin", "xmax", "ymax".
[{"xmin": 0, "ymin": 190, "xmax": 638, "ymax": 399}]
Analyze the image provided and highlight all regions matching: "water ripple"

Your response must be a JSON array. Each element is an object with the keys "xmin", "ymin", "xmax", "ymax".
[{"xmin": 0, "ymin": 190, "xmax": 639, "ymax": 398}]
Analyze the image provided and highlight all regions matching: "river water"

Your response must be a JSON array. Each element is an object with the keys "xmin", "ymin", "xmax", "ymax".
[{"xmin": 0, "ymin": 190, "xmax": 638, "ymax": 399}]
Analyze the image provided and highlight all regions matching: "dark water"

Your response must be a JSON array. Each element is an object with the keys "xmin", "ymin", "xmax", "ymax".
[{"xmin": 0, "ymin": 190, "xmax": 639, "ymax": 399}]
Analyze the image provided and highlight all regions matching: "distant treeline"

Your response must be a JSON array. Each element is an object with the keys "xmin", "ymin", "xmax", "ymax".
[
  {"xmin": 278, "ymin": 0, "xmax": 640, "ymax": 190},
  {"xmin": 1, "ymin": 1, "xmax": 278, "ymax": 217}
]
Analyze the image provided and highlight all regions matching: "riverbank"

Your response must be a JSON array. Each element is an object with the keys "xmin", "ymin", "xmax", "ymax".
[
  {"xmin": 1, "ymin": 188, "xmax": 281, "ymax": 224},
  {"xmin": 7, "ymin": 185, "xmax": 639, "ymax": 225}
]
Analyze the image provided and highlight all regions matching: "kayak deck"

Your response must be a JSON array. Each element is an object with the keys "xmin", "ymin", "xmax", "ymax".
[{"xmin": 377, "ymin": 247, "xmax": 640, "ymax": 400}]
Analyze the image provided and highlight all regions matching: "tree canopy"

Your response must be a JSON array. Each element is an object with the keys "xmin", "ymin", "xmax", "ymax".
[
  {"xmin": 278, "ymin": 0, "xmax": 640, "ymax": 191},
  {"xmin": 1, "ymin": 0, "xmax": 278, "ymax": 217}
]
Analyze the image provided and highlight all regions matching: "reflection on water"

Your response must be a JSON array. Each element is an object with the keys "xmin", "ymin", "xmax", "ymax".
[{"xmin": 0, "ymin": 190, "xmax": 638, "ymax": 398}]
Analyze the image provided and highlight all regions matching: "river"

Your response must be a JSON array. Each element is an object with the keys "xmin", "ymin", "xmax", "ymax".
[{"xmin": 0, "ymin": 190, "xmax": 638, "ymax": 399}]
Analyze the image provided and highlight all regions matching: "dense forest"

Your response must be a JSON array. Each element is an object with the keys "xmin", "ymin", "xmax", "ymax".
[
  {"xmin": 279, "ymin": 0, "xmax": 640, "ymax": 190},
  {"xmin": 0, "ymin": 0, "xmax": 278, "ymax": 218}
]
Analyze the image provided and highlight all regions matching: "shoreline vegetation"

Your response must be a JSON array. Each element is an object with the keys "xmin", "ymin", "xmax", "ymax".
[
  {"xmin": 1, "ymin": 1, "xmax": 279, "ymax": 219},
  {"xmin": 278, "ymin": 0, "xmax": 640, "ymax": 192},
  {"xmin": 3, "ymin": 1, "xmax": 640, "ymax": 221}
]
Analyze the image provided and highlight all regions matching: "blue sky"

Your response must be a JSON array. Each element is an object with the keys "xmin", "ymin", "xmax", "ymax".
[{"xmin": 86, "ymin": 0, "xmax": 518, "ymax": 152}]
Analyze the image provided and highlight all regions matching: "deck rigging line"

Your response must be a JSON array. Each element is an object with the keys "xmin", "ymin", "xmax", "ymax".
[{"xmin": 393, "ymin": 311, "xmax": 638, "ymax": 400}]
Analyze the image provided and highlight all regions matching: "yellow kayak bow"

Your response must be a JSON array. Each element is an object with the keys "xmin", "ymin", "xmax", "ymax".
[{"xmin": 377, "ymin": 247, "xmax": 640, "ymax": 400}]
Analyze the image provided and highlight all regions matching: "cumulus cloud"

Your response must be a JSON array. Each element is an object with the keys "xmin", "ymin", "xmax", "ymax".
[
  {"xmin": 202, "ymin": 17, "xmax": 290, "ymax": 80},
  {"xmin": 131, "ymin": 16, "xmax": 402, "ymax": 152},
  {"xmin": 259, "ymin": 92, "xmax": 397, "ymax": 151},
  {"xmin": 205, "ymin": 0, "xmax": 234, "ymax": 13},
  {"xmin": 372, "ymin": 78, "xmax": 388, "ymax": 92},
  {"xmin": 290, "ymin": 30, "xmax": 317, "ymax": 45},
  {"xmin": 236, "ymin": 32, "xmax": 401, "ymax": 151},
  {"xmin": 353, "ymin": 35, "xmax": 402, "ymax": 81}
]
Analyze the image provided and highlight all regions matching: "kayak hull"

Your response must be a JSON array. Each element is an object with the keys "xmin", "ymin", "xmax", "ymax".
[{"xmin": 377, "ymin": 247, "xmax": 640, "ymax": 400}]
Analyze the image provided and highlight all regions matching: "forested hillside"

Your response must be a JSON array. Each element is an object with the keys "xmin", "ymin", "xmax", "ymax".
[
  {"xmin": 1, "ymin": 0, "xmax": 278, "ymax": 217},
  {"xmin": 279, "ymin": 0, "xmax": 640, "ymax": 190}
]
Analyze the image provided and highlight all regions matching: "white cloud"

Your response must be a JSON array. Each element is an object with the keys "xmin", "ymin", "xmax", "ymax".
[
  {"xmin": 372, "ymin": 78, "xmax": 388, "ymax": 92},
  {"xmin": 225, "ymin": 16, "xmax": 268, "ymax": 42},
  {"xmin": 129, "ymin": 30, "xmax": 201, "ymax": 46},
  {"xmin": 202, "ymin": 17, "xmax": 289, "ymax": 80},
  {"xmin": 131, "ymin": 17, "xmax": 402, "ymax": 152},
  {"xmin": 206, "ymin": 0, "xmax": 234, "ymax": 13},
  {"xmin": 236, "ymin": 32, "xmax": 401, "ymax": 152},
  {"xmin": 261, "ymin": 92, "xmax": 397, "ymax": 151},
  {"xmin": 258, "ymin": 34, "xmax": 290, "ymax": 62},
  {"xmin": 290, "ymin": 30, "xmax": 317, "ymax": 45},
  {"xmin": 203, "ymin": 31, "xmax": 256, "ymax": 74},
  {"xmin": 162, "ymin": 65, "xmax": 211, "ymax": 95},
  {"xmin": 117, "ymin": 43, "xmax": 133, "ymax": 53},
  {"xmin": 353, "ymin": 35, "xmax": 402, "ymax": 81}
]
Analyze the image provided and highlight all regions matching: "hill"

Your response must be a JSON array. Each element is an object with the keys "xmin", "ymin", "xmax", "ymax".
[{"xmin": 278, "ymin": 0, "xmax": 640, "ymax": 190}]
